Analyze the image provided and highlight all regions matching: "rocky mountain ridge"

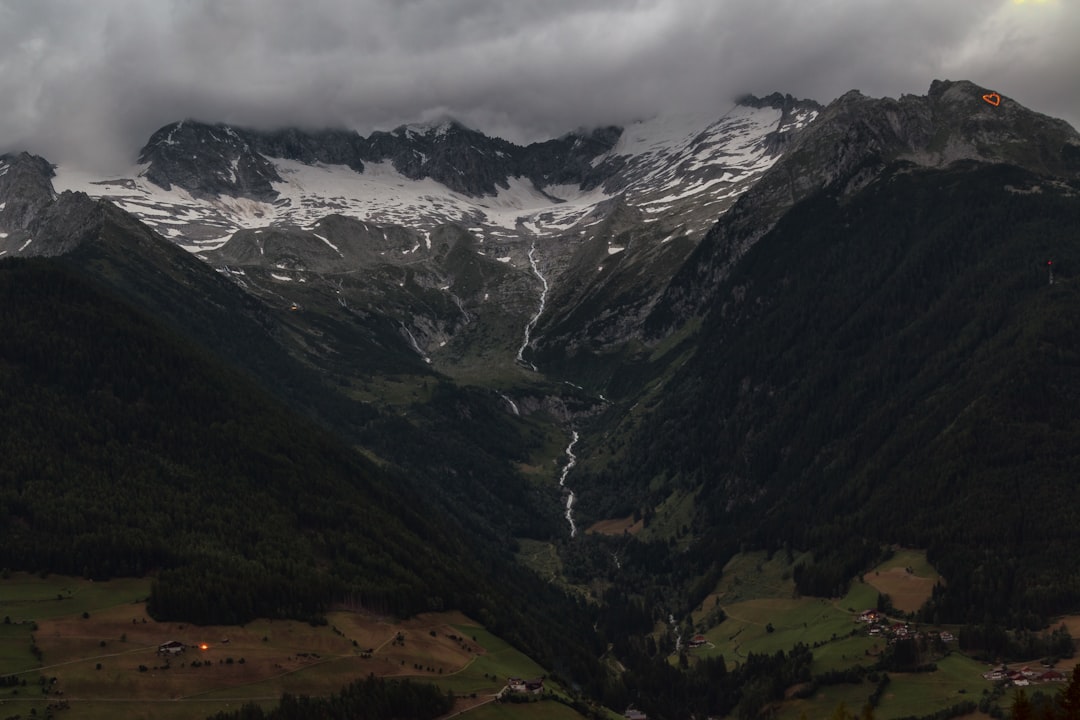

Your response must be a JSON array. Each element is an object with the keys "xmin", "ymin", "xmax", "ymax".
[
  {"xmin": 654, "ymin": 79, "xmax": 1080, "ymax": 331},
  {"xmin": 9, "ymin": 80, "xmax": 1078, "ymax": 376}
]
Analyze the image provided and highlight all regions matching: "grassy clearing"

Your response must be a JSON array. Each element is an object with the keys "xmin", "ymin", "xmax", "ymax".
[
  {"xmin": 516, "ymin": 418, "xmax": 570, "ymax": 486},
  {"xmin": 0, "ymin": 571, "xmax": 550, "ymax": 720},
  {"xmin": 686, "ymin": 553, "xmax": 988, "ymax": 720},
  {"xmin": 585, "ymin": 516, "xmax": 642, "ymax": 537},
  {"xmin": 874, "ymin": 654, "xmax": 986, "ymax": 719},
  {"xmin": 693, "ymin": 551, "xmax": 799, "ymax": 623},
  {"xmin": 345, "ymin": 373, "xmax": 434, "ymax": 408},
  {"xmin": 697, "ymin": 598, "xmax": 860, "ymax": 664},
  {"xmin": 0, "ymin": 573, "xmax": 150, "ymax": 622},
  {"xmin": 779, "ymin": 681, "xmax": 875, "ymax": 720},
  {"xmin": 811, "ymin": 635, "xmax": 882, "ymax": 674},
  {"xmin": 637, "ymin": 487, "xmax": 698, "ymax": 546},
  {"xmin": 866, "ymin": 550, "xmax": 941, "ymax": 614},
  {"xmin": 1051, "ymin": 615, "xmax": 1080, "ymax": 646},
  {"xmin": 516, "ymin": 540, "xmax": 565, "ymax": 584},
  {"xmin": 838, "ymin": 579, "xmax": 881, "ymax": 613},
  {"xmin": 0, "ymin": 621, "xmax": 35, "ymax": 675},
  {"xmin": 780, "ymin": 649, "xmax": 988, "ymax": 720},
  {"xmin": 432, "ymin": 625, "xmax": 549, "ymax": 697}
]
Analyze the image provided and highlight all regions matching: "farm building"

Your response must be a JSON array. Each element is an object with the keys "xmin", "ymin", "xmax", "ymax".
[{"xmin": 507, "ymin": 677, "xmax": 544, "ymax": 694}]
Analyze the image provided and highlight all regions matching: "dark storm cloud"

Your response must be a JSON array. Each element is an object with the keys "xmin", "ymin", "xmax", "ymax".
[{"xmin": 0, "ymin": 0, "xmax": 1077, "ymax": 172}]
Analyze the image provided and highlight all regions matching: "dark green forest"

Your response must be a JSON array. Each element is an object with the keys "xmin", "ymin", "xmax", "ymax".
[
  {"xmin": 204, "ymin": 675, "xmax": 453, "ymax": 720},
  {"xmin": 0, "ymin": 258, "xmax": 607, "ymax": 692},
  {"xmin": 0, "ymin": 259, "xmax": 470, "ymax": 622},
  {"xmin": 579, "ymin": 161, "xmax": 1080, "ymax": 628}
]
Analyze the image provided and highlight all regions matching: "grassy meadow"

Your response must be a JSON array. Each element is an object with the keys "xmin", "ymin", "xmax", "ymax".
[
  {"xmin": 0, "ymin": 573, "xmax": 559, "ymax": 719},
  {"xmin": 683, "ymin": 551, "xmax": 1001, "ymax": 720}
]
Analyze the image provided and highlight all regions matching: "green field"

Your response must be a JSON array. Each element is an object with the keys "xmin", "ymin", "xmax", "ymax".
[
  {"xmin": 434, "ymin": 625, "xmax": 551, "ymax": 697},
  {"xmin": 0, "ymin": 573, "xmax": 571, "ymax": 720},
  {"xmin": 697, "ymin": 597, "xmax": 860, "ymax": 664},
  {"xmin": 779, "ymin": 654, "xmax": 987, "ymax": 720},
  {"xmin": 0, "ymin": 573, "xmax": 150, "ymax": 622},
  {"xmin": 874, "ymin": 654, "xmax": 985, "ymax": 718},
  {"xmin": 0, "ymin": 621, "xmax": 36, "ymax": 675},
  {"xmin": 690, "ymin": 554, "xmax": 879, "ymax": 666},
  {"xmin": 686, "ymin": 552, "xmax": 990, "ymax": 720}
]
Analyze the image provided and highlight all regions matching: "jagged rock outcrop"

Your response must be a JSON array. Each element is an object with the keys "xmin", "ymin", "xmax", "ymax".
[
  {"xmin": 137, "ymin": 118, "xmax": 623, "ymax": 202},
  {"xmin": 0, "ymin": 153, "xmax": 57, "ymax": 233},
  {"xmin": 138, "ymin": 121, "xmax": 283, "ymax": 200}
]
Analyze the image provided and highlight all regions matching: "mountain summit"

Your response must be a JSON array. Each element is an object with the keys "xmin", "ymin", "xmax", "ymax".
[{"xmin": 658, "ymin": 79, "xmax": 1080, "ymax": 325}]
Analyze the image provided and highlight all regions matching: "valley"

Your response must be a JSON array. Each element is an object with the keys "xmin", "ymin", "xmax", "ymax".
[{"xmin": 2, "ymin": 76, "xmax": 1080, "ymax": 719}]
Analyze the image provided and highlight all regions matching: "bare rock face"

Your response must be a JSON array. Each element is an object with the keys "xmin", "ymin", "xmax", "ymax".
[
  {"xmin": 135, "ymin": 118, "xmax": 623, "ymax": 203},
  {"xmin": 245, "ymin": 127, "xmax": 369, "ymax": 173},
  {"xmin": 138, "ymin": 121, "xmax": 283, "ymax": 201},
  {"xmin": 0, "ymin": 153, "xmax": 57, "ymax": 233},
  {"xmin": 0, "ymin": 152, "xmax": 99, "ymax": 258}
]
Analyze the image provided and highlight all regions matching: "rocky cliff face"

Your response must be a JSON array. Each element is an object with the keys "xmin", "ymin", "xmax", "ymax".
[
  {"xmin": 0, "ymin": 153, "xmax": 57, "ymax": 234},
  {"xmin": 0, "ymin": 153, "xmax": 169, "ymax": 259},
  {"xmin": 139, "ymin": 121, "xmax": 283, "ymax": 200},
  {"xmin": 655, "ymin": 80, "xmax": 1080, "ymax": 332},
  {"xmin": 137, "ymin": 118, "xmax": 623, "ymax": 202}
]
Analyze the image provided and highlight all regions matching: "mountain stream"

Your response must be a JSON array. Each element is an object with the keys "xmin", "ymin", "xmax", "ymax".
[
  {"xmin": 560, "ymin": 430, "xmax": 580, "ymax": 537},
  {"xmin": 516, "ymin": 240, "xmax": 548, "ymax": 370}
]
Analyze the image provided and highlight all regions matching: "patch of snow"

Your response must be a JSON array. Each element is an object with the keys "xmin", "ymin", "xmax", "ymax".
[
  {"xmin": 270, "ymin": 273, "xmax": 292, "ymax": 281},
  {"xmin": 496, "ymin": 256, "xmax": 511, "ymax": 263},
  {"xmin": 18, "ymin": 238, "xmax": 33, "ymax": 252},
  {"xmin": 311, "ymin": 232, "xmax": 342, "ymax": 255},
  {"xmin": 607, "ymin": 246, "xmax": 625, "ymax": 255}
]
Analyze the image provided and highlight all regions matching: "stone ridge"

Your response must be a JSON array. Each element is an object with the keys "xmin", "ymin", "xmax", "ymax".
[
  {"xmin": 655, "ymin": 79, "xmax": 1080, "ymax": 332},
  {"xmin": 138, "ymin": 119, "xmax": 625, "ymax": 201},
  {"xmin": 0, "ymin": 152, "xmax": 57, "ymax": 233},
  {"xmin": 139, "ymin": 121, "xmax": 283, "ymax": 201}
]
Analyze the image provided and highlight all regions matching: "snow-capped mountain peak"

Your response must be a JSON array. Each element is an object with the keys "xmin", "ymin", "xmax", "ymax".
[{"xmin": 53, "ymin": 93, "xmax": 818, "ymax": 259}]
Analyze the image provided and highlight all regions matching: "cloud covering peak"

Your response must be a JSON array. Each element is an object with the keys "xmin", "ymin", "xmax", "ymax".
[{"xmin": 1, "ymin": 0, "xmax": 1077, "ymax": 173}]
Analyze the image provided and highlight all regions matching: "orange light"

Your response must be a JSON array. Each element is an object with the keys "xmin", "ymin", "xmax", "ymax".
[{"xmin": 199, "ymin": 643, "xmax": 209, "ymax": 651}]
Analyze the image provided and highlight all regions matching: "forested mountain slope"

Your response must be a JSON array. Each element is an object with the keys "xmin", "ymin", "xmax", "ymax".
[{"xmin": 583, "ymin": 159, "xmax": 1080, "ymax": 627}]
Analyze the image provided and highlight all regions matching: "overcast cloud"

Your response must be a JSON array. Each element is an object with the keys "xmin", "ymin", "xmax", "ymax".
[{"xmin": 0, "ymin": 0, "xmax": 1077, "ymax": 172}]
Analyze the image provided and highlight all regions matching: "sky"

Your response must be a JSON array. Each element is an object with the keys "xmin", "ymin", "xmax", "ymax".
[{"xmin": 0, "ymin": 0, "xmax": 1077, "ymax": 173}]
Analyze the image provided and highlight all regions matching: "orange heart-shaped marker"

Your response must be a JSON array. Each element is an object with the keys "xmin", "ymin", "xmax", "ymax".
[{"xmin": 982, "ymin": 92, "xmax": 1001, "ymax": 107}]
